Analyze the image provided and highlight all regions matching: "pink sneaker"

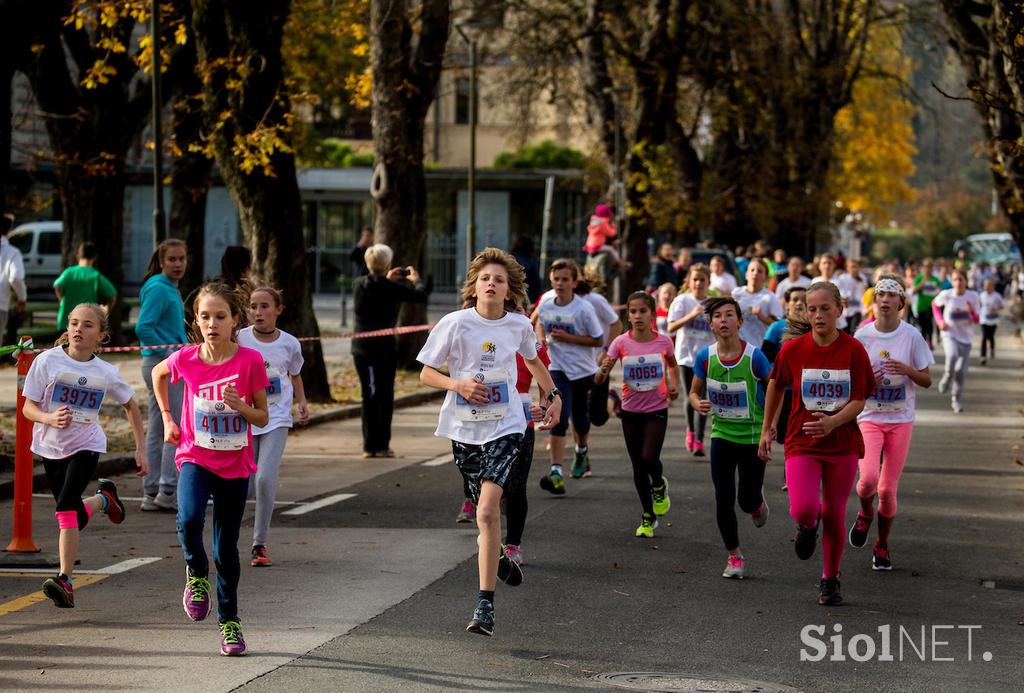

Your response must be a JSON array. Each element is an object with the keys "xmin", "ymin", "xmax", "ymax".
[
  {"xmin": 722, "ymin": 555, "xmax": 746, "ymax": 579},
  {"xmin": 685, "ymin": 430, "xmax": 695, "ymax": 452},
  {"xmin": 456, "ymin": 500, "xmax": 476, "ymax": 523},
  {"xmin": 504, "ymin": 544, "xmax": 524, "ymax": 566},
  {"xmin": 692, "ymin": 440, "xmax": 706, "ymax": 457}
]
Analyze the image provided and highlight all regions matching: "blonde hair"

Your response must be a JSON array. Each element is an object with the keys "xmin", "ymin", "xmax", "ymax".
[
  {"xmin": 364, "ymin": 244, "xmax": 394, "ymax": 275},
  {"xmin": 657, "ymin": 282, "xmax": 677, "ymax": 302},
  {"xmin": 461, "ymin": 247, "xmax": 528, "ymax": 312},
  {"xmin": 191, "ymin": 282, "xmax": 244, "ymax": 343},
  {"xmin": 250, "ymin": 286, "xmax": 283, "ymax": 307},
  {"xmin": 684, "ymin": 263, "xmax": 711, "ymax": 293},
  {"xmin": 54, "ymin": 303, "xmax": 109, "ymax": 352},
  {"xmin": 787, "ymin": 281, "xmax": 843, "ymax": 338}
]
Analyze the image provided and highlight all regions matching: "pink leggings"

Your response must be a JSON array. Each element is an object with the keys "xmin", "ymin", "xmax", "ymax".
[
  {"xmin": 786, "ymin": 453, "xmax": 859, "ymax": 579},
  {"xmin": 856, "ymin": 421, "xmax": 913, "ymax": 518}
]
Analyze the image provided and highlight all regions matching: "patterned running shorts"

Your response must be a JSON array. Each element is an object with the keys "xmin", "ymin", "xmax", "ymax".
[{"xmin": 451, "ymin": 433, "xmax": 523, "ymax": 504}]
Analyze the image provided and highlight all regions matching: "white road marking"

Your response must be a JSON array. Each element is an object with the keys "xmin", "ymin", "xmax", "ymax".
[
  {"xmin": 282, "ymin": 493, "xmax": 357, "ymax": 515},
  {"xmin": 421, "ymin": 454, "xmax": 453, "ymax": 467},
  {"xmin": 0, "ymin": 556, "xmax": 162, "ymax": 575}
]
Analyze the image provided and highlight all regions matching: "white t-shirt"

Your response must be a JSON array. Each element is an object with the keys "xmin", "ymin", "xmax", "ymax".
[
  {"xmin": 823, "ymin": 277, "xmax": 849, "ymax": 330},
  {"xmin": 775, "ymin": 275, "xmax": 811, "ymax": 301},
  {"xmin": 855, "ymin": 320, "xmax": 934, "ymax": 424},
  {"xmin": 732, "ymin": 286, "xmax": 784, "ymax": 347},
  {"xmin": 978, "ymin": 290, "xmax": 1004, "ymax": 326},
  {"xmin": 934, "ymin": 289, "xmax": 980, "ymax": 345},
  {"xmin": 667, "ymin": 293, "xmax": 714, "ymax": 367},
  {"xmin": 237, "ymin": 327, "xmax": 304, "ymax": 434},
  {"xmin": 417, "ymin": 308, "xmax": 538, "ymax": 445},
  {"xmin": 536, "ymin": 294, "xmax": 604, "ymax": 379},
  {"xmin": 22, "ymin": 347, "xmax": 134, "ymax": 459},
  {"xmin": 581, "ymin": 291, "xmax": 619, "ymax": 354},
  {"xmin": 710, "ymin": 271, "xmax": 737, "ymax": 295},
  {"xmin": 836, "ymin": 272, "xmax": 866, "ymax": 318}
]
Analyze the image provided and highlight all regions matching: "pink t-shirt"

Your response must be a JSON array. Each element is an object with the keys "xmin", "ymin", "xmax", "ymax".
[
  {"xmin": 168, "ymin": 344, "xmax": 270, "ymax": 479},
  {"xmin": 608, "ymin": 332, "xmax": 674, "ymax": 413}
]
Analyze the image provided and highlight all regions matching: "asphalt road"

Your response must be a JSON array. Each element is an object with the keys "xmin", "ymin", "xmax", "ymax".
[{"xmin": 0, "ymin": 331, "xmax": 1022, "ymax": 693}]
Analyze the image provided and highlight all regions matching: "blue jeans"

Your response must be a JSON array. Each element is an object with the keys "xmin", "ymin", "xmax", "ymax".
[
  {"xmin": 142, "ymin": 353, "xmax": 184, "ymax": 496},
  {"xmin": 177, "ymin": 462, "xmax": 249, "ymax": 623}
]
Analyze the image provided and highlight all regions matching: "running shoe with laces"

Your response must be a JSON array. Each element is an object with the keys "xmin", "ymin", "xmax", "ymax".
[
  {"xmin": 794, "ymin": 521, "xmax": 819, "ymax": 560},
  {"xmin": 456, "ymin": 499, "xmax": 476, "ymax": 523},
  {"xmin": 96, "ymin": 478, "xmax": 125, "ymax": 524},
  {"xmin": 183, "ymin": 568, "xmax": 212, "ymax": 621},
  {"xmin": 692, "ymin": 440, "xmax": 706, "ymax": 457},
  {"xmin": 219, "ymin": 620, "xmax": 247, "ymax": 656},
  {"xmin": 570, "ymin": 449, "xmax": 589, "ymax": 479},
  {"xmin": 722, "ymin": 555, "xmax": 746, "ymax": 579},
  {"xmin": 41, "ymin": 573, "xmax": 74, "ymax": 608},
  {"xmin": 154, "ymin": 491, "xmax": 177, "ymax": 511},
  {"xmin": 872, "ymin": 542, "xmax": 893, "ymax": 571},
  {"xmin": 250, "ymin": 545, "xmax": 272, "ymax": 567},
  {"xmin": 685, "ymin": 430, "xmax": 695, "ymax": 452},
  {"xmin": 503, "ymin": 543, "xmax": 524, "ymax": 566},
  {"xmin": 818, "ymin": 576, "xmax": 843, "ymax": 606},
  {"xmin": 751, "ymin": 499, "xmax": 769, "ymax": 528},
  {"xmin": 497, "ymin": 544, "xmax": 524, "ymax": 586},
  {"xmin": 466, "ymin": 598, "xmax": 494, "ymax": 636},
  {"xmin": 848, "ymin": 512, "xmax": 873, "ymax": 548},
  {"xmin": 635, "ymin": 512, "xmax": 657, "ymax": 538},
  {"xmin": 140, "ymin": 495, "xmax": 159, "ymax": 512},
  {"xmin": 651, "ymin": 477, "xmax": 670, "ymax": 516},
  {"xmin": 539, "ymin": 470, "xmax": 566, "ymax": 495}
]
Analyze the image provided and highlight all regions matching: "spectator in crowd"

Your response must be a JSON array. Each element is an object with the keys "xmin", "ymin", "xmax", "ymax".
[
  {"xmin": 53, "ymin": 241, "xmax": 117, "ymax": 331},
  {"xmin": 352, "ymin": 244, "xmax": 428, "ymax": 458},
  {"xmin": 675, "ymin": 248, "xmax": 693, "ymax": 285},
  {"xmin": 136, "ymin": 238, "xmax": 188, "ymax": 512},
  {"xmin": 350, "ymin": 227, "xmax": 374, "ymax": 278},
  {"xmin": 0, "ymin": 212, "xmax": 27, "ymax": 344},
  {"xmin": 647, "ymin": 243, "xmax": 679, "ymax": 291},
  {"xmin": 512, "ymin": 235, "xmax": 543, "ymax": 304}
]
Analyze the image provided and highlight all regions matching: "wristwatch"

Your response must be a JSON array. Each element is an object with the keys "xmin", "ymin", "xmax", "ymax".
[{"xmin": 546, "ymin": 388, "xmax": 562, "ymax": 404}]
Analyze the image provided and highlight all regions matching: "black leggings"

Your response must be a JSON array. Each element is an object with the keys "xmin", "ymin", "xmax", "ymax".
[
  {"xmin": 680, "ymin": 366, "xmax": 707, "ymax": 439},
  {"xmin": 917, "ymin": 307, "xmax": 934, "ymax": 347},
  {"xmin": 981, "ymin": 324, "xmax": 997, "ymax": 357},
  {"xmin": 550, "ymin": 371, "xmax": 593, "ymax": 438},
  {"xmin": 504, "ymin": 427, "xmax": 534, "ymax": 546},
  {"xmin": 621, "ymin": 409, "xmax": 667, "ymax": 516},
  {"xmin": 43, "ymin": 451, "xmax": 99, "ymax": 530},
  {"xmin": 709, "ymin": 438, "xmax": 766, "ymax": 551}
]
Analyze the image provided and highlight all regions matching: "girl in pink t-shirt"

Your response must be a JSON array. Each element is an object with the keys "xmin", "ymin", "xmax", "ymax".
[
  {"xmin": 596, "ymin": 291, "xmax": 679, "ymax": 538},
  {"xmin": 153, "ymin": 282, "xmax": 269, "ymax": 657}
]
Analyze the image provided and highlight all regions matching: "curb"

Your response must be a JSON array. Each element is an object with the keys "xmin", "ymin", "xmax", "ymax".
[{"xmin": 0, "ymin": 388, "xmax": 444, "ymax": 501}]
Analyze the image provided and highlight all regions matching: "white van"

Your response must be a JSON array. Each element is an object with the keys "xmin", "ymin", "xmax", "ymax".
[{"xmin": 8, "ymin": 221, "xmax": 63, "ymax": 291}]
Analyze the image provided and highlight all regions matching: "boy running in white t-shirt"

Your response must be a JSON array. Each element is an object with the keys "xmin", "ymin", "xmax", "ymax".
[
  {"xmin": 418, "ymin": 248, "xmax": 561, "ymax": 637},
  {"xmin": 978, "ymin": 278, "xmax": 1004, "ymax": 365},
  {"xmin": 534, "ymin": 259, "xmax": 605, "ymax": 491}
]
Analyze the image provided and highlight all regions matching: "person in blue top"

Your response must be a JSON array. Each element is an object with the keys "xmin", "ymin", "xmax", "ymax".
[
  {"xmin": 761, "ymin": 286, "xmax": 807, "ymax": 364},
  {"xmin": 136, "ymin": 239, "xmax": 188, "ymax": 512}
]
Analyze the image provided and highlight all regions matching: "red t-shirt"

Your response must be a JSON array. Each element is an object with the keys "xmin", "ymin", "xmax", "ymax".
[
  {"xmin": 516, "ymin": 343, "xmax": 550, "ymax": 428},
  {"xmin": 769, "ymin": 331, "xmax": 874, "ymax": 458}
]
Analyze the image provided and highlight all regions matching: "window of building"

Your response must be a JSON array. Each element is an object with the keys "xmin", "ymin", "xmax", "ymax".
[{"xmin": 455, "ymin": 78, "xmax": 472, "ymax": 125}]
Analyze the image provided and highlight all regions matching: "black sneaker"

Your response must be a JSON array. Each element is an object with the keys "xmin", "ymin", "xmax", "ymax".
[
  {"xmin": 42, "ymin": 573, "xmax": 74, "ymax": 608},
  {"xmin": 848, "ymin": 512, "xmax": 872, "ymax": 548},
  {"xmin": 872, "ymin": 542, "xmax": 893, "ymax": 571},
  {"xmin": 497, "ymin": 544, "xmax": 524, "ymax": 587},
  {"xmin": 466, "ymin": 598, "xmax": 494, "ymax": 636},
  {"xmin": 96, "ymin": 478, "xmax": 126, "ymax": 524},
  {"xmin": 794, "ymin": 522, "xmax": 819, "ymax": 560},
  {"xmin": 539, "ymin": 471, "xmax": 566, "ymax": 495},
  {"xmin": 818, "ymin": 577, "xmax": 843, "ymax": 606}
]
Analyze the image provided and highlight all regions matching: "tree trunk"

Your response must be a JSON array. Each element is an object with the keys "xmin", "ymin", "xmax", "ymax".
[
  {"xmin": 0, "ymin": 67, "xmax": 11, "ymax": 214},
  {"xmin": 370, "ymin": 0, "xmax": 450, "ymax": 369},
  {"xmin": 191, "ymin": 0, "xmax": 331, "ymax": 401}
]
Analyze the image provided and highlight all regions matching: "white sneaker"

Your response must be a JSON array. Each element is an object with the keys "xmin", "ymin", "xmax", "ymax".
[
  {"xmin": 751, "ymin": 499, "xmax": 769, "ymax": 528},
  {"xmin": 951, "ymin": 398, "xmax": 964, "ymax": 413},
  {"xmin": 938, "ymin": 375, "xmax": 950, "ymax": 393},
  {"xmin": 140, "ymin": 495, "xmax": 159, "ymax": 511},
  {"xmin": 722, "ymin": 555, "xmax": 746, "ymax": 579},
  {"xmin": 154, "ymin": 492, "xmax": 178, "ymax": 511}
]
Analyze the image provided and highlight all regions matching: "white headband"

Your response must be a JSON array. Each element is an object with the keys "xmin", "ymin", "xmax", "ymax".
[{"xmin": 874, "ymin": 278, "xmax": 905, "ymax": 297}]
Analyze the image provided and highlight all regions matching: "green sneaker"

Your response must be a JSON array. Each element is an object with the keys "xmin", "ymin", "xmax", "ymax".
[
  {"xmin": 570, "ymin": 449, "xmax": 589, "ymax": 478},
  {"xmin": 652, "ymin": 477, "xmax": 670, "ymax": 516},
  {"xmin": 635, "ymin": 512, "xmax": 657, "ymax": 538},
  {"xmin": 539, "ymin": 471, "xmax": 566, "ymax": 495}
]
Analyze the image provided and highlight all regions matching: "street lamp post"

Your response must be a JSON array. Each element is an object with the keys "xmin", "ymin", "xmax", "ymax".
[
  {"xmin": 455, "ymin": 24, "xmax": 477, "ymax": 268},
  {"xmin": 151, "ymin": 0, "xmax": 165, "ymax": 247}
]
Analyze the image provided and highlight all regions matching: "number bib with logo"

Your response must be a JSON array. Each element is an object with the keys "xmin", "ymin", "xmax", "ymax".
[
  {"xmin": 265, "ymin": 366, "xmax": 283, "ymax": 405},
  {"xmin": 866, "ymin": 375, "xmax": 907, "ymax": 412},
  {"xmin": 519, "ymin": 392, "xmax": 533, "ymax": 421},
  {"xmin": 707, "ymin": 378, "xmax": 750, "ymax": 419},
  {"xmin": 51, "ymin": 372, "xmax": 106, "ymax": 424},
  {"xmin": 539, "ymin": 311, "xmax": 577, "ymax": 336},
  {"xmin": 622, "ymin": 354, "xmax": 664, "ymax": 392},
  {"xmin": 455, "ymin": 370, "xmax": 511, "ymax": 422},
  {"xmin": 800, "ymin": 368, "xmax": 851, "ymax": 412},
  {"xmin": 193, "ymin": 396, "xmax": 248, "ymax": 450}
]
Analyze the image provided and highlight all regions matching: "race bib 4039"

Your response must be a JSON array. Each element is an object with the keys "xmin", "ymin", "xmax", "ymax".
[
  {"xmin": 51, "ymin": 372, "xmax": 106, "ymax": 424},
  {"xmin": 800, "ymin": 368, "xmax": 851, "ymax": 413}
]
